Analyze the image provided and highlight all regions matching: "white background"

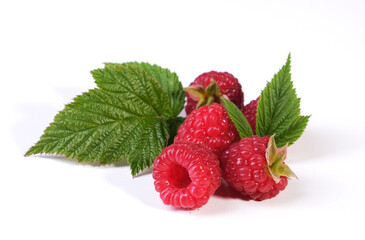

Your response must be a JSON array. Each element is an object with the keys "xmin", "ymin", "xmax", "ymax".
[{"xmin": 1, "ymin": 0, "xmax": 365, "ymax": 239}]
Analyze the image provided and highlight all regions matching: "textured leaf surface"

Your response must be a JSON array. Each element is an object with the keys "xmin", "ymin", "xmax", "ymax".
[
  {"xmin": 274, "ymin": 115, "xmax": 310, "ymax": 147},
  {"xmin": 222, "ymin": 98, "xmax": 253, "ymax": 138},
  {"xmin": 256, "ymin": 54, "xmax": 310, "ymax": 147},
  {"xmin": 105, "ymin": 62, "xmax": 184, "ymax": 116},
  {"xmin": 26, "ymin": 65, "xmax": 172, "ymax": 175}
]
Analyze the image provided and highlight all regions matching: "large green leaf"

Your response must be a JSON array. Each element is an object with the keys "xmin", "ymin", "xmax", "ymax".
[{"xmin": 26, "ymin": 65, "xmax": 173, "ymax": 175}]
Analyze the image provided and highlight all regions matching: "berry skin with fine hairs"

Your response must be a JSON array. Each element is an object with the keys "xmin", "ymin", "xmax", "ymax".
[
  {"xmin": 153, "ymin": 142, "xmax": 221, "ymax": 210},
  {"xmin": 242, "ymin": 97, "xmax": 259, "ymax": 134},
  {"xmin": 185, "ymin": 71, "xmax": 244, "ymax": 115},
  {"xmin": 220, "ymin": 135, "xmax": 296, "ymax": 201},
  {"xmin": 174, "ymin": 103, "xmax": 239, "ymax": 158}
]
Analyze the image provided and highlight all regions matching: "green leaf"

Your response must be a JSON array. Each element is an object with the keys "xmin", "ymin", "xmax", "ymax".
[
  {"xmin": 274, "ymin": 115, "xmax": 310, "ymax": 147},
  {"xmin": 26, "ymin": 65, "xmax": 173, "ymax": 175},
  {"xmin": 256, "ymin": 54, "xmax": 309, "ymax": 147},
  {"xmin": 105, "ymin": 62, "xmax": 185, "ymax": 117},
  {"xmin": 222, "ymin": 98, "xmax": 253, "ymax": 138}
]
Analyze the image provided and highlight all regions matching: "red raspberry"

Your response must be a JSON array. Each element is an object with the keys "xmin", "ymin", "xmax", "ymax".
[
  {"xmin": 153, "ymin": 143, "xmax": 221, "ymax": 209},
  {"xmin": 242, "ymin": 97, "xmax": 259, "ymax": 134},
  {"xmin": 174, "ymin": 103, "xmax": 239, "ymax": 158},
  {"xmin": 220, "ymin": 135, "xmax": 296, "ymax": 201},
  {"xmin": 185, "ymin": 71, "xmax": 244, "ymax": 115}
]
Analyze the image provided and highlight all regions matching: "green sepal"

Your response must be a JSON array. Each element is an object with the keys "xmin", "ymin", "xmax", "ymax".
[
  {"xmin": 265, "ymin": 135, "xmax": 297, "ymax": 183},
  {"xmin": 185, "ymin": 79, "xmax": 222, "ymax": 110},
  {"xmin": 196, "ymin": 98, "xmax": 207, "ymax": 109},
  {"xmin": 205, "ymin": 79, "xmax": 220, "ymax": 96},
  {"xmin": 206, "ymin": 96, "xmax": 215, "ymax": 106},
  {"xmin": 184, "ymin": 85, "xmax": 205, "ymax": 101}
]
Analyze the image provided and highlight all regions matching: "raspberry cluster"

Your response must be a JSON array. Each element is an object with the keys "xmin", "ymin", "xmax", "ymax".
[
  {"xmin": 153, "ymin": 71, "xmax": 296, "ymax": 210},
  {"xmin": 153, "ymin": 103, "xmax": 238, "ymax": 210}
]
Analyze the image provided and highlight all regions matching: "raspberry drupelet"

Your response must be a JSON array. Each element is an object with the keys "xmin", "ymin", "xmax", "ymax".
[{"xmin": 242, "ymin": 97, "xmax": 259, "ymax": 134}]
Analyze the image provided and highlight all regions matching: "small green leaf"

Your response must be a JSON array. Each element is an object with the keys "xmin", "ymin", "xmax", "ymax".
[
  {"xmin": 105, "ymin": 62, "xmax": 185, "ymax": 117},
  {"xmin": 205, "ymin": 80, "xmax": 220, "ymax": 96},
  {"xmin": 256, "ymin": 54, "xmax": 309, "ymax": 146},
  {"xmin": 26, "ymin": 65, "xmax": 173, "ymax": 175},
  {"xmin": 222, "ymin": 98, "xmax": 253, "ymax": 138}
]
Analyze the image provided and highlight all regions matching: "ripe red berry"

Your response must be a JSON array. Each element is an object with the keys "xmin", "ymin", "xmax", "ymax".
[
  {"xmin": 153, "ymin": 143, "xmax": 221, "ymax": 209},
  {"xmin": 242, "ymin": 97, "xmax": 259, "ymax": 134},
  {"xmin": 185, "ymin": 71, "xmax": 244, "ymax": 115},
  {"xmin": 174, "ymin": 103, "xmax": 239, "ymax": 158},
  {"xmin": 220, "ymin": 135, "xmax": 296, "ymax": 200}
]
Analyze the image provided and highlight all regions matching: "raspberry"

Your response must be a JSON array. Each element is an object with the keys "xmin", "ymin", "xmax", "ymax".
[
  {"xmin": 185, "ymin": 71, "xmax": 244, "ymax": 115},
  {"xmin": 220, "ymin": 135, "xmax": 296, "ymax": 200},
  {"xmin": 174, "ymin": 103, "xmax": 239, "ymax": 158},
  {"xmin": 153, "ymin": 142, "xmax": 221, "ymax": 209},
  {"xmin": 242, "ymin": 97, "xmax": 259, "ymax": 134}
]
